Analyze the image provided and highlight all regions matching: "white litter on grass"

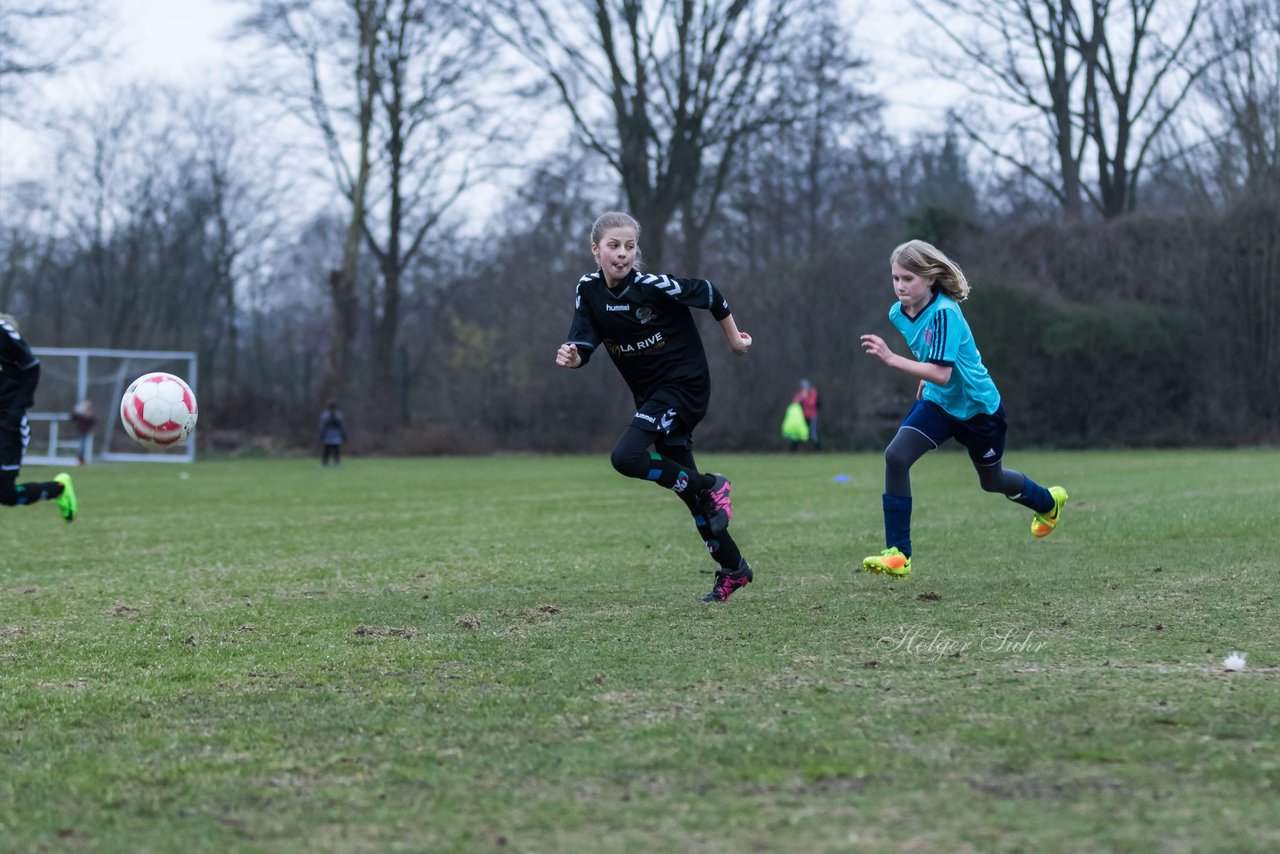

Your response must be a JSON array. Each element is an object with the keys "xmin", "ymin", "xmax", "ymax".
[{"xmin": 1222, "ymin": 652, "xmax": 1247, "ymax": 671}]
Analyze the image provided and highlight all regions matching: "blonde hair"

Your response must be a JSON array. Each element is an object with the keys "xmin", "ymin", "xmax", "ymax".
[
  {"xmin": 0, "ymin": 312, "xmax": 17, "ymax": 329},
  {"xmin": 590, "ymin": 211, "xmax": 644, "ymax": 271},
  {"xmin": 591, "ymin": 211, "xmax": 640, "ymax": 245},
  {"xmin": 890, "ymin": 239, "xmax": 970, "ymax": 301}
]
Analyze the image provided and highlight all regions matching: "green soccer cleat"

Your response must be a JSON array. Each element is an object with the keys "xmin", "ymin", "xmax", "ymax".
[
  {"xmin": 54, "ymin": 473, "xmax": 77, "ymax": 523},
  {"xmin": 863, "ymin": 547, "xmax": 910, "ymax": 579},
  {"xmin": 1031, "ymin": 486, "xmax": 1068, "ymax": 538}
]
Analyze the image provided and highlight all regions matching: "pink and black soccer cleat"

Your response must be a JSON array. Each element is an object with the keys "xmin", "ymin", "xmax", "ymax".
[
  {"xmin": 700, "ymin": 560, "xmax": 753, "ymax": 603},
  {"xmin": 697, "ymin": 474, "xmax": 733, "ymax": 536}
]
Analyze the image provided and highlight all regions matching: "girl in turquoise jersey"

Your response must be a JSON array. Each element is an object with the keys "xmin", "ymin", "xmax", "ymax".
[{"xmin": 857, "ymin": 240, "xmax": 1067, "ymax": 579}]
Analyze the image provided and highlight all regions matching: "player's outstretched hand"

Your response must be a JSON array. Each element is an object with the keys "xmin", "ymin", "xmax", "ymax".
[
  {"xmin": 555, "ymin": 343, "xmax": 582, "ymax": 368},
  {"xmin": 732, "ymin": 331, "xmax": 752, "ymax": 356},
  {"xmin": 860, "ymin": 333, "xmax": 891, "ymax": 363}
]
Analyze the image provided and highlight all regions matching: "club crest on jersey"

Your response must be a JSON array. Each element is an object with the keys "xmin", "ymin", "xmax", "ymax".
[
  {"xmin": 924, "ymin": 328, "xmax": 935, "ymax": 347},
  {"xmin": 636, "ymin": 306, "xmax": 656, "ymax": 324}
]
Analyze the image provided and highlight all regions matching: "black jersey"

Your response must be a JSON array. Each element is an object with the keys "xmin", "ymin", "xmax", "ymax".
[
  {"xmin": 565, "ymin": 268, "xmax": 731, "ymax": 425},
  {"xmin": 0, "ymin": 318, "xmax": 40, "ymax": 413}
]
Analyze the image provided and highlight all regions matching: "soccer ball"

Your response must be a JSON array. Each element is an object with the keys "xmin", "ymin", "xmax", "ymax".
[{"xmin": 120, "ymin": 372, "xmax": 199, "ymax": 449}]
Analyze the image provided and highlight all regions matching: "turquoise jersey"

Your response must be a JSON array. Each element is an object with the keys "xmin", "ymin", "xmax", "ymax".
[{"xmin": 889, "ymin": 292, "xmax": 1000, "ymax": 420}]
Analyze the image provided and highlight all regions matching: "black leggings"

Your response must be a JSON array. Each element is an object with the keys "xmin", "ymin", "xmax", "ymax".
[
  {"xmin": 0, "ymin": 473, "xmax": 62, "ymax": 507},
  {"xmin": 609, "ymin": 425, "xmax": 743, "ymax": 570},
  {"xmin": 610, "ymin": 426, "xmax": 701, "ymax": 498}
]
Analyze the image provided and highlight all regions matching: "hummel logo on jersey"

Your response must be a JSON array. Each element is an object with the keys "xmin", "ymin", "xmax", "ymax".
[
  {"xmin": 606, "ymin": 303, "xmax": 632, "ymax": 311},
  {"xmin": 982, "ymin": 448, "xmax": 996, "ymax": 458},
  {"xmin": 659, "ymin": 409, "xmax": 676, "ymax": 431},
  {"xmin": 634, "ymin": 411, "xmax": 656, "ymax": 424}
]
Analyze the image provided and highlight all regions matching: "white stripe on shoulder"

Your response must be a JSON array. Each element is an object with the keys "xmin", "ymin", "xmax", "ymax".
[{"xmin": 643, "ymin": 273, "xmax": 681, "ymax": 297}]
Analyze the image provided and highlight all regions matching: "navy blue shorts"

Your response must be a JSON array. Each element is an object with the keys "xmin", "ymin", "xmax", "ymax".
[{"xmin": 900, "ymin": 399, "xmax": 1007, "ymax": 466}]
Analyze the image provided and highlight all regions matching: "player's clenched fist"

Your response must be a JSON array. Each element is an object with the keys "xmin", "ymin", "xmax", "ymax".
[{"xmin": 555, "ymin": 342, "xmax": 582, "ymax": 368}]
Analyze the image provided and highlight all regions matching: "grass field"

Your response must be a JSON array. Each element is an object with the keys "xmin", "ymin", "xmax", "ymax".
[{"xmin": 2, "ymin": 450, "xmax": 1277, "ymax": 852}]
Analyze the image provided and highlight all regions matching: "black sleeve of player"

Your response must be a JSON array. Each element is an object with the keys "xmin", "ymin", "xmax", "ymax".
[
  {"xmin": 641, "ymin": 274, "xmax": 732, "ymax": 321},
  {"xmin": 1, "ymin": 321, "xmax": 40, "ymax": 377},
  {"xmin": 564, "ymin": 284, "xmax": 600, "ymax": 367}
]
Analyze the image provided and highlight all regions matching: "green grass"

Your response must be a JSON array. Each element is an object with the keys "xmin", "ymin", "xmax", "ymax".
[{"xmin": 2, "ymin": 450, "xmax": 1277, "ymax": 852}]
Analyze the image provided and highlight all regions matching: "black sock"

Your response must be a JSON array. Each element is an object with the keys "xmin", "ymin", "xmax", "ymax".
[
  {"xmin": 0, "ymin": 481, "xmax": 62, "ymax": 507},
  {"xmin": 694, "ymin": 517, "xmax": 743, "ymax": 570}
]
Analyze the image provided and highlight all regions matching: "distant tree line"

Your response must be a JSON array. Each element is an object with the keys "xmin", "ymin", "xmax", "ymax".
[{"xmin": 1, "ymin": 0, "xmax": 1277, "ymax": 452}]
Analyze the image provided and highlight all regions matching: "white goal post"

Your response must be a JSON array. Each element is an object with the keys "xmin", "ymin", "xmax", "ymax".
[{"xmin": 25, "ymin": 347, "xmax": 199, "ymax": 466}]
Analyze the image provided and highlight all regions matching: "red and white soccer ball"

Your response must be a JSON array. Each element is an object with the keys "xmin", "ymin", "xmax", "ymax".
[{"xmin": 120, "ymin": 372, "xmax": 199, "ymax": 449}]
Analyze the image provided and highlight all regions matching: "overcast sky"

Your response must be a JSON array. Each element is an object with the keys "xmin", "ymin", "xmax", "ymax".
[
  {"xmin": 105, "ymin": 0, "xmax": 948, "ymax": 114},
  {"xmin": 1, "ymin": 0, "xmax": 958, "ymax": 187}
]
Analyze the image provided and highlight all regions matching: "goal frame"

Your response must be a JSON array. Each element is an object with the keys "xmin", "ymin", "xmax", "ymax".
[{"xmin": 25, "ymin": 347, "xmax": 199, "ymax": 466}]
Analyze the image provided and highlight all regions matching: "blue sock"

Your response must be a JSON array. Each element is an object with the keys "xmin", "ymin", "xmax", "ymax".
[
  {"xmin": 1008, "ymin": 477, "xmax": 1054, "ymax": 514},
  {"xmin": 882, "ymin": 493, "xmax": 912, "ymax": 556}
]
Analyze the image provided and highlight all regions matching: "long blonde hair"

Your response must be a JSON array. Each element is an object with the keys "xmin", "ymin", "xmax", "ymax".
[
  {"xmin": 0, "ymin": 312, "xmax": 17, "ymax": 330},
  {"xmin": 890, "ymin": 239, "xmax": 970, "ymax": 301}
]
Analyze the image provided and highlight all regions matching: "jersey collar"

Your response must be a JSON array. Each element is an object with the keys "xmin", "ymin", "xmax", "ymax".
[
  {"xmin": 901, "ymin": 290, "xmax": 940, "ymax": 322},
  {"xmin": 601, "ymin": 267, "xmax": 638, "ymax": 299}
]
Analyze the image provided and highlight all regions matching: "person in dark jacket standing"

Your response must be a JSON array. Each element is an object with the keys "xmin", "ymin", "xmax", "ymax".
[
  {"xmin": 555, "ymin": 212, "xmax": 755, "ymax": 603},
  {"xmin": 1, "ymin": 312, "xmax": 76, "ymax": 521},
  {"xmin": 318, "ymin": 400, "xmax": 348, "ymax": 467}
]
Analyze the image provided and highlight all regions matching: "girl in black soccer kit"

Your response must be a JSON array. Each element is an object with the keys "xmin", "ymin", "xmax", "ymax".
[
  {"xmin": 555, "ymin": 212, "xmax": 754, "ymax": 603},
  {"xmin": 0, "ymin": 313, "xmax": 77, "ymax": 521}
]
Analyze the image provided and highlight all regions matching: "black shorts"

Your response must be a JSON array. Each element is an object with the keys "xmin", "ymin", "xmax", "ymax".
[
  {"xmin": 0, "ymin": 412, "xmax": 30, "ymax": 473},
  {"xmin": 629, "ymin": 386, "xmax": 706, "ymax": 450}
]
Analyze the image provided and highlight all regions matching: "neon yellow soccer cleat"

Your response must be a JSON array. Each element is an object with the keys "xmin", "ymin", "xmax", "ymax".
[
  {"xmin": 863, "ymin": 547, "xmax": 910, "ymax": 579},
  {"xmin": 1031, "ymin": 486, "xmax": 1068, "ymax": 538},
  {"xmin": 54, "ymin": 472, "xmax": 77, "ymax": 523}
]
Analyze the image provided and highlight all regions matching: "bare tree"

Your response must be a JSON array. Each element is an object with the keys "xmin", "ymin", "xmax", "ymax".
[
  {"xmin": 360, "ymin": 2, "xmax": 507, "ymax": 393},
  {"xmin": 913, "ymin": 0, "xmax": 1221, "ymax": 218},
  {"xmin": 54, "ymin": 86, "xmax": 179, "ymax": 346},
  {"xmin": 182, "ymin": 94, "xmax": 288, "ymax": 402},
  {"xmin": 486, "ymin": 0, "xmax": 844, "ymax": 270},
  {"xmin": 233, "ymin": 0, "xmax": 509, "ymax": 404},
  {"xmin": 20, "ymin": 84, "xmax": 262, "ymax": 363},
  {"xmin": 232, "ymin": 0, "xmax": 379, "ymax": 404},
  {"xmin": 0, "ymin": 0, "xmax": 107, "ymax": 122},
  {"xmin": 1203, "ymin": 0, "xmax": 1280, "ymax": 196}
]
